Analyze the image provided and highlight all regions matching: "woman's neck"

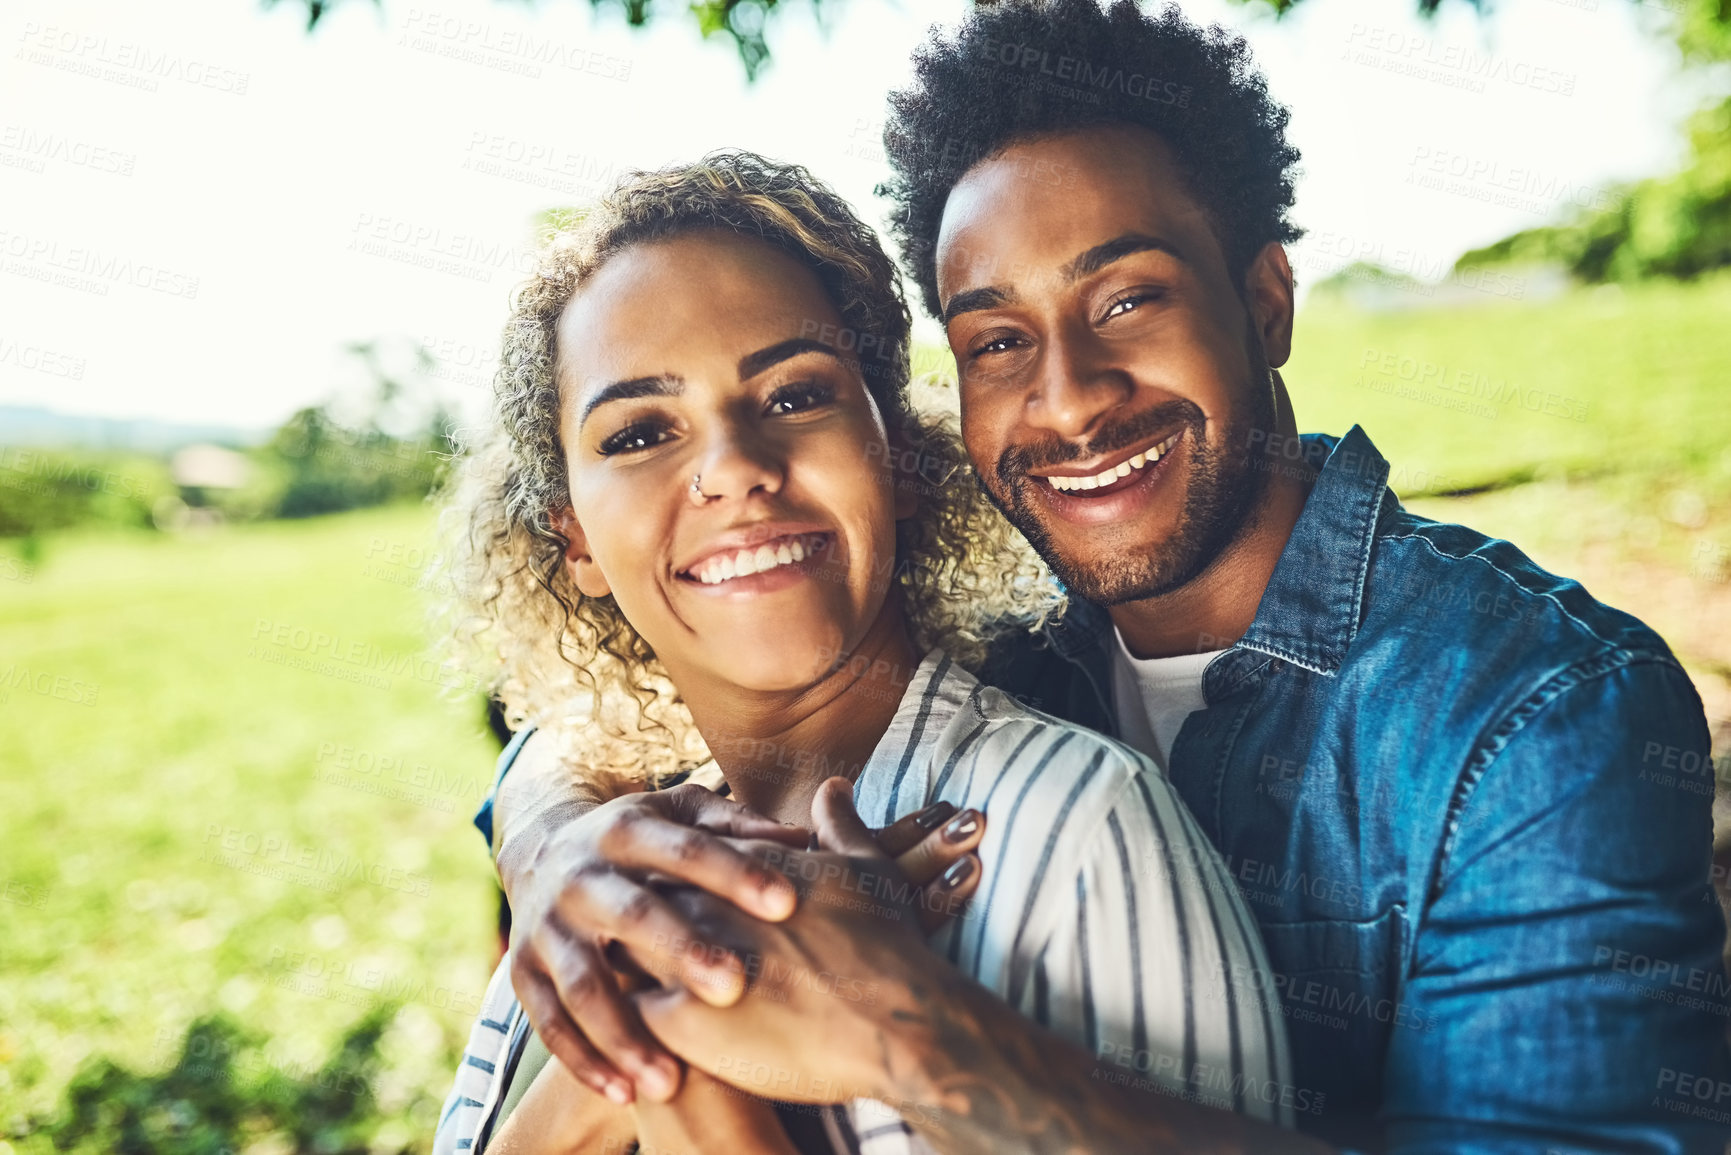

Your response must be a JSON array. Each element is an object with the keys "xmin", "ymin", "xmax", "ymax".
[{"xmin": 676, "ymin": 604, "xmax": 923, "ymax": 826}]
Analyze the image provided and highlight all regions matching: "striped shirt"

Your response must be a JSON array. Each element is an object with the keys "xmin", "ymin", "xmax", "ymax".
[{"xmin": 436, "ymin": 648, "xmax": 1293, "ymax": 1153}]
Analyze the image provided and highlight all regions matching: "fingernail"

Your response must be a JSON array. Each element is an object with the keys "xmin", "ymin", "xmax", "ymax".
[
  {"xmin": 941, "ymin": 856, "xmax": 976, "ymax": 888},
  {"xmin": 913, "ymin": 802, "xmax": 954, "ymax": 830},
  {"xmin": 603, "ymin": 1080, "xmax": 632, "ymax": 1105},
  {"xmin": 637, "ymin": 1063, "xmax": 676, "ymax": 1100},
  {"xmin": 943, "ymin": 811, "xmax": 980, "ymax": 843}
]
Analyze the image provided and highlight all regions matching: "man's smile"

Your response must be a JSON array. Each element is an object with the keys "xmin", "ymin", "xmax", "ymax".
[
  {"xmin": 1031, "ymin": 430, "xmax": 1183, "ymax": 494},
  {"xmin": 1017, "ymin": 427, "xmax": 1189, "ymax": 529}
]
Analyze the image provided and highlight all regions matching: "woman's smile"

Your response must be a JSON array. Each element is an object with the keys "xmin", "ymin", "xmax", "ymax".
[{"xmin": 679, "ymin": 529, "xmax": 836, "ymax": 587}]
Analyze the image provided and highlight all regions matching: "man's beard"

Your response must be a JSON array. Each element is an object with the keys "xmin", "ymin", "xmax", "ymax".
[{"xmin": 986, "ymin": 342, "xmax": 1279, "ymax": 607}]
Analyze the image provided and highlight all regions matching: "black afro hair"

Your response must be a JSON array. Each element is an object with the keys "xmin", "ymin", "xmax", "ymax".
[{"xmin": 881, "ymin": 0, "xmax": 1303, "ymax": 318}]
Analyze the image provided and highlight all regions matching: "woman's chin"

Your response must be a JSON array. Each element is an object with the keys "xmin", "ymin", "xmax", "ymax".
[{"xmin": 687, "ymin": 634, "xmax": 852, "ymax": 697}]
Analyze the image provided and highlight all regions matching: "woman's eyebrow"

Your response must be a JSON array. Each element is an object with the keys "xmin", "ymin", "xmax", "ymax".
[
  {"xmin": 578, "ymin": 374, "xmax": 684, "ymax": 429},
  {"xmin": 737, "ymin": 337, "xmax": 843, "ymax": 380}
]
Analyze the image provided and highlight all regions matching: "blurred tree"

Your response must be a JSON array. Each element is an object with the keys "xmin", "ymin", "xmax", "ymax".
[
  {"xmin": 1458, "ymin": 96, "xmax": 1731, "ymax": 282},
  {"xmin": 267, "ymin": 0, "xmax": 1731, "ymax": 79},
  {"xmin": 268, "ymin": 0, "xmax": 1730, "ymax": 277},
  {"xmin": 269, "ymin": 0, "xmax": 831, "ymax": 80},
  {"xmin": 1455, "ymin": 0, "xmax": 1731, "ymax": 282}
]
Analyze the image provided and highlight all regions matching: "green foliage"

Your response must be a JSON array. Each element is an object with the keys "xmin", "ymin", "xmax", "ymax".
[
  {"xmin": 45, "ymin": 1010, "xmax": 401, "ymax": 1155},
  {"xmin": 1458, "ymin": 96, "xmax": 1731, "ymax": 282},
  {"xmin": 0, "ymin": 404, "xmax": 455, "ymax": 538},
  {"xmin": 1673, "ymin": 0, "xmax": 1731, "ymax": 62},
  {"xmin": 264, "ymin": 0, "xmax": 379, "ymax": 33},
  {"xmin": 0, "ymin": 449, "xmax": 176, "ymax": 538},
  {"xmin": 678, "ymin": 0, "xmax": 821, "ymax": 81},
  {"xmin": 256, "ymin": 407, "xmax": 450, "ymax": 521},
  {"xmin": 269, "ymin": 0, "xmax": 1731, "ymax": 83},
  {"xmin": 1240, "ymin": 0, "xmax": 1477, "ymax": 14},
  {"xmin": 275, "ymin": 0, "xmax": 824, "ymax": 80}
]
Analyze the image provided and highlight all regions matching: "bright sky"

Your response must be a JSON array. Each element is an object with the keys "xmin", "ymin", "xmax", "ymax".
[{"xmin": 0, "ymin": 0, "xmax": 1703, "ymax": 430}]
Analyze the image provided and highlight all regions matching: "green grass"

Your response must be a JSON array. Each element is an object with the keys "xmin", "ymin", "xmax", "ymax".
[
  {"xmin": 1284, "ymin": 271, "xmax": 1731, "ymax": 496},
  {"xmin": 0, "ymin": 505, "xmax": 502, "ymax": 1151},
  {"xmin": 1285, "ymin": 273, "xmax": 1731, "ymax": 650}
]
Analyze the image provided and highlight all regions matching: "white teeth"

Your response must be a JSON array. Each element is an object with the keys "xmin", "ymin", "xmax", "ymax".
[
  {"xmin": 1045, "ymin": 432, "xmax": 1182, "ymax": 494},
  {"xmin": 692, "ymin": 536, "xmax": 818, "ymax": 585}
]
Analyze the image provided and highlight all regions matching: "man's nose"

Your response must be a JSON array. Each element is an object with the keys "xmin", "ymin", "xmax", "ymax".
[{"xmin": 1022, "ymin": 329, "xmax": 1135, "ymax": 442}]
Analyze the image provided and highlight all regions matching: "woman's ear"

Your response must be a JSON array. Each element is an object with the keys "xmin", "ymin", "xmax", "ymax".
[{"xmin": 550, "ymin": 505, "xmax": 612, "ymax": 599}]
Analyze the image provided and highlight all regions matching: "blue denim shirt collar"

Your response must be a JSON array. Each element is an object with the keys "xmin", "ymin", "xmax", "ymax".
[{"xmin": 1046, "ymin": 425, "xmax": 1394, "ymax": 701}]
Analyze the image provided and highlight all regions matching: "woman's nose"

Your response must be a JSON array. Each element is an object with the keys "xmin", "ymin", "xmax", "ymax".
[{"xmin": 690, "ymin": 425, "xmax": 786, "ymax": 503}]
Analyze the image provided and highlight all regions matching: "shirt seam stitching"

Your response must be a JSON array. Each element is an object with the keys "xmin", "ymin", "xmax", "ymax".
[
  {"xmin": 1430, "ymin": 649, "xmax": 1668, "ymax": 899},
  {"xmin": 1380, "ymin": 527, "xmax": 1617, "ymax": 648}
]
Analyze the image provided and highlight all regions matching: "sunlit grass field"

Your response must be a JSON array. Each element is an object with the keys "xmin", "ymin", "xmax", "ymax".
[
  {"xmin": 1288, "ymin": 273, "xmax": 1731, "ymax": 678},
  {"xmin": 0, "ymin": 507, "xmax": 501, "ymax": 1150},
  {"xmin": 2, "ymin": 273, "xmax": 1729, "ymax": 1152},
  {"xmin": 1288, "ymin": 272, "xmax": 1731, "ymax": 497}
]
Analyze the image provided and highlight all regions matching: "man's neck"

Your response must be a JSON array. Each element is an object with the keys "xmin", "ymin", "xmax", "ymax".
[
  {"xmin": 677, "ymin": 604, "xmax": 922, "ymax": 826},
  {"xmin": 1111, "ymin": 400, "xmax": 1316, "ymax": 661}
]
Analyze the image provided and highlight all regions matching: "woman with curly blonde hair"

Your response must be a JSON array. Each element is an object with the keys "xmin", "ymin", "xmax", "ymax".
[
  {"xmin": 434, "ymin": 151, "xmax": 1289, "ymax": 1155},
  {"xmin": 443, "ymin": 150, "xmax": 1060, "ymax": 792}
]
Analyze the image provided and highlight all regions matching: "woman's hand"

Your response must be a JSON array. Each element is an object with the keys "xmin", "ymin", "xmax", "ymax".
[
  {"xmin": 632, "ymin": 1066, "xmax": 801, "ymax": 1155},
  {"xmin": 872, "ymin": 799, "xmax": 987, "ymax": 933}
]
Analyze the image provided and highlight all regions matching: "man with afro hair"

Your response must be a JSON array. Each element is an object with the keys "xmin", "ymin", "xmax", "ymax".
[{"xmin": 875, "ymin": 1, "xmax": 1731, "ymax": 1152}]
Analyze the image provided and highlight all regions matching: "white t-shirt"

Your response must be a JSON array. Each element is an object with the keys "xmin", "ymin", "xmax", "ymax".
[{"xmin": 1110, "ymin": 627, "xmax": 1226, "ymax": 772}]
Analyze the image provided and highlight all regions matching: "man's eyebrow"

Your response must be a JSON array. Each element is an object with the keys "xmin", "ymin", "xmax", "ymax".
[
  {"xmin": 1060, "ymin": 232, "xmax": 1185, "ymax": 282},
  {"xmin": 578, "ymin": 375, "xmax": 684, "ymax": 428},
  {"xmin": 737, "ymin": 337, "xmax": 844, "ymax": 380},
  {"xmin": 939, "ymin": 233, "xmax": 1181, "ymax": 325},
  {"xmin": 942, "ymin": 285, "xmax": 1018, "ymax": 326}
]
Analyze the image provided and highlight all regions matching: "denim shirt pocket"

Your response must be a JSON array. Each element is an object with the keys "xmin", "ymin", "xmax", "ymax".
[{"xmin": 1254, "ymin": 904, "xmax": 1412, "ymax": 1141}]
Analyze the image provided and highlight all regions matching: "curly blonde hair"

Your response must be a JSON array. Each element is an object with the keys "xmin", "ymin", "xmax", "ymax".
[{"xmin": 440, "ymin": 150, "xmax": 1063, "ymax": 787}]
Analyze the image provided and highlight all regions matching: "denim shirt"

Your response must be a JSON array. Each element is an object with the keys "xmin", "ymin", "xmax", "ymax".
[
  {"xmin": 474, "ymin": 425, "xmax": 1731, "ymax": 1153},
  {"xmin": 978, "ymin": 426, "xmax": 1731, "ymax": 1153}
]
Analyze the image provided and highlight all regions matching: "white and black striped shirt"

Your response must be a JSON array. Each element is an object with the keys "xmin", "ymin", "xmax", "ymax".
[{"xmin": 436, "ymin": 648, "xmax": 1292, "ymax": 1153}]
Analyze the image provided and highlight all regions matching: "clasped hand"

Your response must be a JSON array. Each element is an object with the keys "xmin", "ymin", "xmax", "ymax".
[{"xmin": 503, "ymin": 775, "xmax": 984, "ymax": 1106}]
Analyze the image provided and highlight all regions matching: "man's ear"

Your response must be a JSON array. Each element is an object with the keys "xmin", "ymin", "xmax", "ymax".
[
  {"xmin": 1243, "ymin": 241, "xmax": 1295, "ymax": 370},
  {"xmin": 550, "ymin": 505, "xmax": 611, "ymax": 599}
]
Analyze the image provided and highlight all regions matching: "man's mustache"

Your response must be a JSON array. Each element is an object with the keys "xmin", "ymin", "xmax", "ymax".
[{"xmin": 996, "ymin": 399, "xmax": 1204, "ymax": 491}]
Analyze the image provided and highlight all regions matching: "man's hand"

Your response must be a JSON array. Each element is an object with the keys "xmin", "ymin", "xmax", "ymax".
[
  {"xmin": 503, "ymin": 780, "xmax": 808, "ymax": 1106},
  {"xmin": 493, "ymin": 730, "xmax": 986, "ymax": 1108},
  {"xmin": 631, "ymin": 779, "xmax": 954, "ymax": 1106}
]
